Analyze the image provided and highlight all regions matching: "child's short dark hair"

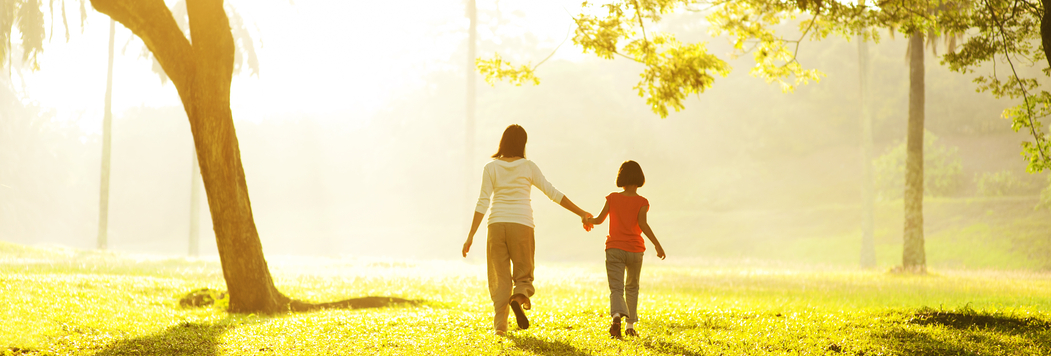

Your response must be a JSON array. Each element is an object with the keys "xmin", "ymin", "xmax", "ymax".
[
  {"xmin": 492, "ymin": 124, "xmax": 527, "ymax": 158},
  {"xmin": 616, "ymin": 160, "xmax": 645, "ymax": 187}
]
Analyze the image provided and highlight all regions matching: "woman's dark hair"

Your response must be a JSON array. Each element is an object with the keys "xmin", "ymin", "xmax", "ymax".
[
  {"xmin": 492, "ymin": 124, "xmax": 527, "ymax": 158},
  {"xmin": 616, "ymin": 160, "xmax": 645, "ymax": 188}
]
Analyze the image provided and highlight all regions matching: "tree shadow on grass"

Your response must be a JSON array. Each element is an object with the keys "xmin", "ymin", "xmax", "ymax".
[
  {"xmin": 872, "ymin": 310, "xmax": 1051, "ymax": 355},
  {"xmin": 909, "ymin": 310, "xmax": 1051, "ymax": 333},
  {"xmin": 640, "ymin": 339, "xmax": 706, "ymax": 356},
  {"xmin": 289, "ymin": 296, "xmax": 420, "ymax": 311},
  {"xmin": 92, "ymin": 318, "xmax": 241, "ymax": 356},
  {"xmin": 93, "ymin": 297, "xmax": 424, "ymax": 356},
  {"xmin": 508, "ymin": 334, "xmax": 592, "ymax": 356}
]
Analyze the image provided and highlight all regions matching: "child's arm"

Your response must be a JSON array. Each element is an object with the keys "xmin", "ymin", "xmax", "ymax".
[
  {"xmin": 637, "ymin": 206, "xmax": 666, "ymax": 260},
  {"xmin": 586, "ymin": 201, "xmax": 611, "ymax": 225}
]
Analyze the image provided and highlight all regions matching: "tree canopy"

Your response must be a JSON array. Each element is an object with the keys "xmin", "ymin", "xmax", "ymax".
[{"xmin": 480, "ymin": 0, "xmax": 1051, "ymax": 172}]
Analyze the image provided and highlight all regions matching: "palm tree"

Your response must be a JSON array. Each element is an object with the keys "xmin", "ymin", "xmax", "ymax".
[
  {"xmin": 97, "ymin": 18, "xmax": 115, "ymax": 250},
  {"xmin": 465, "ymin": 0, "xmax": 477, "ymax": 208},
  {"xmin": 857, "ymin": 23, "xmax": 876, "ymax": 269}
]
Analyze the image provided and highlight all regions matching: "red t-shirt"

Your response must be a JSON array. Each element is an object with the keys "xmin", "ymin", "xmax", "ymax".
[{"xmin": 604, "ymin": 192, "xmax": 649, "ymax": 253}]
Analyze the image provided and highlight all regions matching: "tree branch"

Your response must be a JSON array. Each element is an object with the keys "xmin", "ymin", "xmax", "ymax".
[
  {"xmin": 782, "ymin": 12, "xmax": 821, "ymax": 68},
  {"xmin": 988, "ymin": 0, "xmax": 1048, "ymax": 163},
  {"xmin": 532, "ymin": 25, "xmax": 573, "ymax": 70},
  {"xmin": 632, "ymin": 0, "xmax": 648, "ymax": 43},
  {"xmin": 90, "ymin": 0, "xmax": 194, "ymax": 107}
]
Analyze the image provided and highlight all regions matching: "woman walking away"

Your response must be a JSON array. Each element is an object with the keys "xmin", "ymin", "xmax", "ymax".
[
  {"xmin": 585, "ymin": 160, "xmax": 666, "ymax": 339},
  {"xmin": 462, "ymin": 124, "xmax": 591, "ymax": 335}
]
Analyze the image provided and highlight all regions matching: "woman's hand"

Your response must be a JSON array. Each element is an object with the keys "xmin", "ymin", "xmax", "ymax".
[
  {"xmin": 462, "ymin": 237, "xmax": 473, "ymax": 258},
  {"xmin": 582, "ymin": 213, "xmax": 594, "ymax": 232}
]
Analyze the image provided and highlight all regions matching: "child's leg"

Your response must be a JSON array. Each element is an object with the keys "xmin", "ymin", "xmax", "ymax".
[
  {"xmin": 506, "ymin": 223, "xmax": 536, "ymax": 302},
  {"xmin": 624, "ymin": 251, "xmax": 644, "ymax": 324},
  {"xmin": 605, "ymin": 249, "xmax": 629, "ymax": 318},
  {"xmin": 487, "ymin": 223, "xmax": 512, "ymax": 332}
]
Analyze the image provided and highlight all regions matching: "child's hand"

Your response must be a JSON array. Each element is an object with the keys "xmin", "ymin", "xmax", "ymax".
[
  {"xmin": 655, "ymin": 245, "xmax": 666, "ymax": 260},
  {"xmin": 582, "ymin": 213, "xmax": 594, "ymax": 232}
]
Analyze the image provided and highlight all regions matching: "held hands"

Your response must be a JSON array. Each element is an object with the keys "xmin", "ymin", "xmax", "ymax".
[{"xmin": 582, "ymin": 213, "xmax": 594, "ymax": 232}]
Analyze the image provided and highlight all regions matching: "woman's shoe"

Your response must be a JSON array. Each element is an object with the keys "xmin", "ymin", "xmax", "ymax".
[
  {"xmin": 624, "ymin": 328, "xmax": 637, "ymax": 337},
  {"xmin": 509, "ymin": 295, "xmax": 530, "ymax": 330}
]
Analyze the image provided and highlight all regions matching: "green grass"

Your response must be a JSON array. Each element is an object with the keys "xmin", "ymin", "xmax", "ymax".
[
  {"xmin": 2, "ymin": 242, "xmax": 1051, "ymax": 355},
  {"xmin": 657, "ymin": 197, "xmax": 1051, "ymax": 270}
]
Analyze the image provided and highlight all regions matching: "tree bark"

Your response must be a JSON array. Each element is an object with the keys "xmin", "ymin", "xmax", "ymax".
[
  {"xmin": 902, "ymin": 32, "xmax": 926, "ymax": 273},
  {"xmin": 91, "ymin": 0, "xmax": 419, "ymax": 313},
  {"xmin": 92, "ymin": 0, "xmax": 288, "ymax": 313},
  {"xmin": 97, "ymin": 18, "xmax": 115, "ymax": 250},
  {"xmin": 857, "ymin": 26, "xmax": 876, "ymax": 269}
]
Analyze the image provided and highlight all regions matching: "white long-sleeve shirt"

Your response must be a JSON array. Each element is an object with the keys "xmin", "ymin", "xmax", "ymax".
[{"xmin": 475, "ymin": 159, "xmax": 565, "ymax": 228}]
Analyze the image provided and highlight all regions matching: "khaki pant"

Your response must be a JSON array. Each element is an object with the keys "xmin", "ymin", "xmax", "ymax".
[{"xmin": 486, "ymin": 222, "xmax": 535, "ymax": 332}]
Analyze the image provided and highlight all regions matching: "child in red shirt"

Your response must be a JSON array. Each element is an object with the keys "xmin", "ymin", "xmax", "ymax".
[{"xmin": 585, "ymin": 160, "xmax": 666, "ymax": 339}]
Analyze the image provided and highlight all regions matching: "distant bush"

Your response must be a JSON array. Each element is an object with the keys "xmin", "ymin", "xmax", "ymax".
[
  {"xmin": 874, "ymin": 131, "xmax": 963, "ymax": 200},
  {"xmin": 975, "ymin": 170, "xmax": 1030, "ymax": 197},
  {"xmin": 1039, "ymin": 175, "xmax": 1051, "ymax": 210}
]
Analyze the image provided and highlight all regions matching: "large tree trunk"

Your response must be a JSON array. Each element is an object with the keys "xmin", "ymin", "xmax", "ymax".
[
  {"xmin": 902, "ymin": 31, "xmax": 926, "ymax": 273},
  {"xmin": 92, "ymin": 0, "xmax": 288, "ymax": 313},
  {"xmin": 92, "ymin": 0, "xmax": 415, "ymax": 313},
  {"xmin": 97, "ymin": 18, "xmax": 115, "ymax": 250},
  {"xmin": 857, "ymin": 27, "xmax": 876, "ymax": 269},
  {"xmin": 184, "ymin": 0, "xmax": 289, "ymax": 313}
]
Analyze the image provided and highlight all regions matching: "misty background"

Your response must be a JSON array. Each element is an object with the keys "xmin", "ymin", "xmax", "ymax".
[{"xmin": 1, "ymin": 0, "xmax": 1048, "ymax": 268}]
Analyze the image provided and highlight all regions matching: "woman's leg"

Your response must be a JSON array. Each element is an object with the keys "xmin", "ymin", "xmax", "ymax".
[
  {"xmin": 624, "ymin": 251, "xmax": 644, "ymax": 324},
  {"xmin": 487, "ymin": 223, "xmax": 512, "ymax": 332},
  {"xmin": 506, "ymin": 223, "xmax": 535, "ymax": 301},
  {"xmin": 605, "ymin": 249, "xmax": 628, "ymax": 318}
]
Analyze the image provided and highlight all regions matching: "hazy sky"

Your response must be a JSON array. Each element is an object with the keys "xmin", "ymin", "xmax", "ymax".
[
  {"xmin": 11, "ymin": 0, "xmax": 586, "ymax": 132},
  {"xmin": 2, "ymin": 0, "xmax": 1047, "ymax": 266}
]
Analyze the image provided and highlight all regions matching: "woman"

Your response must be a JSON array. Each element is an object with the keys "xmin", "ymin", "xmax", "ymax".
[{"xmin": 461, "ymin": 124, "xmax": 591, "ymax": 335}]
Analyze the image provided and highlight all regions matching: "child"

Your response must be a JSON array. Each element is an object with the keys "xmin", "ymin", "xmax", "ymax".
[{"xmin": 585, "ymin": 160, "xmax": 666, "ymax": 339}]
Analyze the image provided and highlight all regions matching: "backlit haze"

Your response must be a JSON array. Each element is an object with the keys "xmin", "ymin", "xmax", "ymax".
[{"xmin": 1, "ymin": 0, "xmax": 1046, "ymax": 268}]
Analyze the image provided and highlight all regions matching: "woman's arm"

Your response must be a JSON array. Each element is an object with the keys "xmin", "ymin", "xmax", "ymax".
[
  {"xmin": 587, "ymin": 201, "xmax": 611, "ymax": 225},
  {"xmin": 463, "ymin": 212, "xmax": 484, "ymax": 257},
  {"xmin": 637, "ymin": 206, "xmax": 666, "ymax": 260},
  {"xmin": 465, "ymin": 166, "xmax": 493, "ymax": 258},
  {"xmin": 559, "ymin": 196, "xmax": 591, "ymax": 220}
]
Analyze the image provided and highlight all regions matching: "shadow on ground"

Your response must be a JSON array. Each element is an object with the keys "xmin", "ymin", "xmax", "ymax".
[
  {"xmin": 92, "ymin": 319, "xmax": 238, "ymax": 356},
  {"xmin": 641, "ymin": 339, "xmax": 706, "ymax": 356},
  {"xmin": 870, "ymin": 310, "xmax": 1051, "ymax": 355},
  {"xmin": 509, "ymin": 334, "xmax": 592, "ymax": 356},
  {"xmin": 93, "ymin": 297, "xmax": 422, "ymax": 355}
]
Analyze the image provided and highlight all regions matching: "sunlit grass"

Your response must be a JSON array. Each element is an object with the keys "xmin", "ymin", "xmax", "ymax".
[{"xmin": 2, "ymin": 242, "xmax": 1050, "ymax": 355}]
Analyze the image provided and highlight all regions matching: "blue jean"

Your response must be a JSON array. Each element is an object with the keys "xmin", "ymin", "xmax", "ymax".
[{"xmin": 605, "ymin": 248, "xmax": 643, "ymax": 323}]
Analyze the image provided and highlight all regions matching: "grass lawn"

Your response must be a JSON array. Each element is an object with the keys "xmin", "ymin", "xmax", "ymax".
[{"xmin": 2, "ymin": 242, "xmax": 1050, "ymax": 355}]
